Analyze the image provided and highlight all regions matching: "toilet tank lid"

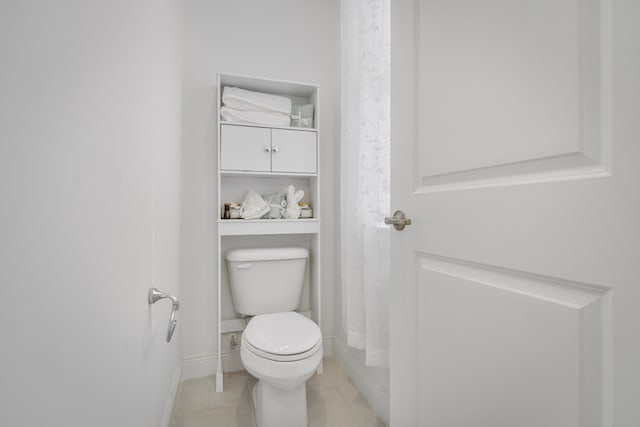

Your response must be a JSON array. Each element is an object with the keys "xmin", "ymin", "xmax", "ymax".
[{"xmin": 225, "ymin": 247, "xmax": 308, "ymax": 262}]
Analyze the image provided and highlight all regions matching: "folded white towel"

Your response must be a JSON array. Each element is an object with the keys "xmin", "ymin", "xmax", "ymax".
[
  {"xmin": 222, "ymin": 86, "xmax": 292, "ymax": 115},
  {"xmin": 221, "ymin": 106, "xmax": 291, "ymax": 127}
]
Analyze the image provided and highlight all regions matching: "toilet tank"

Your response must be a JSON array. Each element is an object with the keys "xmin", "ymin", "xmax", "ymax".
[{"xmin": 225, "ymin": 247, "xmax": 308, "ymax": 316}]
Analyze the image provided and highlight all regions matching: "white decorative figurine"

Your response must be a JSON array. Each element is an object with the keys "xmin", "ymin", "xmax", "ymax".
[{"xmin": 282, "ymin": 185, "xmax": 304, "ymax": 219}]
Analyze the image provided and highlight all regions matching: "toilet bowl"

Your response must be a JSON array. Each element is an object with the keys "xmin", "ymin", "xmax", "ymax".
[
  {"xmin": 225, "ymin": 247, "xmax": 322, "ymax": 427},
  {"xmin": 241, "ymin": 311, "xmax": 323, "ymax": 427}
]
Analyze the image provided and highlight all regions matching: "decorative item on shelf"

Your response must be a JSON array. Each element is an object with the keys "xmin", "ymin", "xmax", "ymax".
[
  {"xmin": 299, "ymin": 203, "xmax": 313, "ymax": 218},
  {"xmin": 282, "ymin": 185, "xmax": 305, "ymax": 219},
  {"xmin": 223, "ymin": 202, "xmax": 242, "ymax": 219},
  {"xmin": 240, "ymin": 190, "xmax": 270, "ymax": 219},
  {"xmin": 229, "ymin": 203, "xmax": 241, "ymax": 219},
  {"xmin": 291, "ymin": 104, "xmax": 314, "ymax": 128},
  {"xmin": 262, "ymin": 193, "xmax": 287, "ymax": 219}
]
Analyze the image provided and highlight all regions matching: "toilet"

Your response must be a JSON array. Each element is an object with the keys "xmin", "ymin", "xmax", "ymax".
[{"xmin": 225, "ymin": 247, "xmax": 323, "ymax": 427}]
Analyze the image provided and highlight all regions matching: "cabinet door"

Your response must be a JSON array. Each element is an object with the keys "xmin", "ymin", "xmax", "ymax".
[
  {"xmin": 220, "ymin": 125, "xmax": 271, "ymax": 172},
  {"xmin": 271, "ymin": 129, "xmax": 317, "ymax": 173}
]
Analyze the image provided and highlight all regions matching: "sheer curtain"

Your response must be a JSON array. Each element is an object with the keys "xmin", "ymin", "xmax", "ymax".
[{"xmin": 340, "ymin": 0, "xmax": 390, "ymax": 367}]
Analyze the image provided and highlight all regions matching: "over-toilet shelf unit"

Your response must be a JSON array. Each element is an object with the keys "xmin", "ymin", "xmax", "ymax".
[{"xmin": 215, "ymin": 73, "xmax": 321, "ymax": 392}]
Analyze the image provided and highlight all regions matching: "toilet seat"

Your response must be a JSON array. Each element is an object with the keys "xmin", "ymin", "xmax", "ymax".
[
  {"xmin": 244, "ymin": 335, "xmax": 322, "ymax": 362},
  {"xmin": 243, "ymin": 312, "xmax": 322, "ymax": 362}
]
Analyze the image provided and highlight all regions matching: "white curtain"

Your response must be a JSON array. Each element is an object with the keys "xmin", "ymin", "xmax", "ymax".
[{"xmin": 340, "ymin": 0, "xmax": 390, "ymax": 367}]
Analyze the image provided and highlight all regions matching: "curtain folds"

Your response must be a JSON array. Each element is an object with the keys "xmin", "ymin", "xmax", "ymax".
[{"xmin": 340, "ymin": 0, "xmax": 390, "ymax": 367}]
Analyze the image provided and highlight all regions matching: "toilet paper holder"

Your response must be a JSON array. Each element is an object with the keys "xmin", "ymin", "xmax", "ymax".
[{"xmin": 148, "ymin": 288, "xmax": 180, "ymax": 343}]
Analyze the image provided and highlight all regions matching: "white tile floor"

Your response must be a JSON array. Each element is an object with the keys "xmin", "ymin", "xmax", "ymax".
[{"xmin": 170, "ymin": 357, "xmax": 385, "ymax": 427}]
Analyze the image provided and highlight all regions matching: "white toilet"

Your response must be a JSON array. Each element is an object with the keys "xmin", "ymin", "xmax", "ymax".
[{"xmin": 226, "ymin": 247, "xmax": 323, "ymax": 427}]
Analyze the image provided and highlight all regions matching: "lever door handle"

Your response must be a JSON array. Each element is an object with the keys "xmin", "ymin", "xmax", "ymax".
[
  {"xmin": 148, "ymin": 288, "xmax": 179, "ymax": 343},
  {"xmin": 384, "ymin": 210, "xmax": 412, "ymax": 231}
]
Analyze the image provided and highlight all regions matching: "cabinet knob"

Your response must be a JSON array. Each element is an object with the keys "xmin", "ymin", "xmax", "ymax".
[
  {"xmin": 264, "ymin": 146, "xmax": 271, "ymax": 152},
  {"xmin": 272, "ymin": 146, "xmax": 279, "ymax": 153}
]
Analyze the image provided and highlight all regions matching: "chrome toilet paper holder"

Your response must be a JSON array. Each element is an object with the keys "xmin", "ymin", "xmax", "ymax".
[{"xmin": 148, "ymin": 288, "xmax": 179, "ymax": 343}]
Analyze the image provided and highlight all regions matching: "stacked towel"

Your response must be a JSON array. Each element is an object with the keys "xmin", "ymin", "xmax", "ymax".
[
  {"xmin": 223, "ymin": 87, "xmax": 292, "ymax": 115},
  {"xmin": 221, "ymin": 86, "xmax": 291, "ymax": 127},
  {"xmin": 220, "ymin": 106, "xmax": 291, "ymax": 127}
]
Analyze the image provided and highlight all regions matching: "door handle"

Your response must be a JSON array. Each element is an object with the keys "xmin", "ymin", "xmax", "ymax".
[
  {"xmin": 148, "ymin": 288, "xmax": 179, "ymax": 343},
  {"xmin": 384, "ymin": 210, "xmax": 412, "ymax": 231}
]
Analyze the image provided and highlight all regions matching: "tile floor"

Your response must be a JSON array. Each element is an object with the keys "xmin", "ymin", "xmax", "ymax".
[{"xmin": 170, "ymin": 357, "xmax": 385, "ymax": 427}]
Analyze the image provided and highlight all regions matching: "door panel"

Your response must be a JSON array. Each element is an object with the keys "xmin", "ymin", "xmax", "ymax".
[
  {"xmin": 220, "ymin": 124, "xmax": 271, "ymax": 172},
  {"xmin": 271, "ymin": 129, "xmax": 317, "ymax": 173},
  {"xmin": 390, "ymin": 0, "xmax": 640, "ymax": 426},
  {"xmin": 416, "ymin": 254, "xmax": 604, "ymax": 427},
  {"xmin": 415, "ymin": 0, "xmax": 607, "ymax": 192}
]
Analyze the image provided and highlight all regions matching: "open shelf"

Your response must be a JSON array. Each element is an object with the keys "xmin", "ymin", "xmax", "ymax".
[
  {"xmin": 220, "ymin": 170, "xmax": 318, "ymax": 178},
  {"xmin": 217, "ymin": 218, "xmax": 320, "ymax": 236}
]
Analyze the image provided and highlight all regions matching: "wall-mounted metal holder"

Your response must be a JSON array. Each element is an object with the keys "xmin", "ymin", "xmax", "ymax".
[{"xmin": 148, "ymin": 288, "xmax": 180, "ymax": 343}]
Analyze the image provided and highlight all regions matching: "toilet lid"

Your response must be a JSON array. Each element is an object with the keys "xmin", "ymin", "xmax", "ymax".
[{"xmin": 244, "ymin": 312, "xmax": 322, "ymax": 356}]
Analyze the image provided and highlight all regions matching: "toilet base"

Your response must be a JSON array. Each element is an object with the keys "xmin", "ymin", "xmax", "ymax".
[{"xmin": 253, "ymin": 379, "xmax": 308, "ymax": 427}]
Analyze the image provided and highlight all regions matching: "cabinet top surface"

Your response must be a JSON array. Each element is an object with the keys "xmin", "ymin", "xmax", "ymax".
[{"xmin": 220, "ymin": 122, "xmax": 317, "ymax": 133}]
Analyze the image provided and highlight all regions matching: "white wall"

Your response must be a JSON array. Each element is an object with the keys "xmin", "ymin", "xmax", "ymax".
[
  {"xmin": 0, "ymin": 1, "xmax": 181, "ymax": 426},
  {"xmin": 180, "ymin": 0, "xmax": 340, "ymax": 375}
]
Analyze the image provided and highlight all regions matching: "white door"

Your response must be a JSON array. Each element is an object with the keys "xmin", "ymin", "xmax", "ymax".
[{"xmin": 390, "ymin": 1, "xmax": 640, "ymax": 426}]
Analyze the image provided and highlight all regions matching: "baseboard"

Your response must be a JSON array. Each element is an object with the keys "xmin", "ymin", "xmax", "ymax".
[
  {"xmin": 182, "ymin": 336, "xmax": 334, "ymax": 381},
  {"xmin": 182, "ymin": 351, "xmax": 243, "ymax": 380},
  {"xmin": 333, "ymin": 338, "xmax": 390, "ymax": 425},
  {"xmin": 161, "ymin": 362, "xmax": 182, "ymax": 427},
  {"xmin": 322, "ymin": 336, "xmax": 333, "ymax": 357}
]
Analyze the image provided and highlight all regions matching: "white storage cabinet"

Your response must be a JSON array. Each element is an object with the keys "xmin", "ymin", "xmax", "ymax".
[
  {"xmin": 215, "ymin": 73, "xmax": 322, "ymax": 392},
  {"xmin": 221, "ymin": 125, "xmax": 317, "ymax": 174}
]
